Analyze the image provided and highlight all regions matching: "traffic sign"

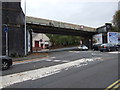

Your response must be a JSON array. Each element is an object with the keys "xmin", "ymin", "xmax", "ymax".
[{"xmin": 4, "ymin": 25, "xmax": 8, "ymax": 32}]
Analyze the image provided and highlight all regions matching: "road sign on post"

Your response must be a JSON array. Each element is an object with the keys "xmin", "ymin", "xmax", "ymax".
[
  {"xmin": 4, "ymin": 25, "xmax": 9, "ymax": 32},
  {"xmin": 3, "ymin": 24, "xmax": 9, "ymax": 56}
]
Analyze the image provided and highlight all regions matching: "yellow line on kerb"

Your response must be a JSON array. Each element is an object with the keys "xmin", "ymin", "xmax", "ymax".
[
  {"xmin": 105, "ymin": 79, "xmax": 120, "ymax": 90},
  {"xmin": 112, "ymin": 83, "xmax": 120, "ymax": 89}
]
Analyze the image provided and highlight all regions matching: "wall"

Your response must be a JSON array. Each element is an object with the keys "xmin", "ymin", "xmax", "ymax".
[
  {"xmin": 0, "ymin": 1, "xmax": 2, "ymax": 56},
  {"xmin": 2, "ymin": 2, "xmax": 25, "ymax": 56}
]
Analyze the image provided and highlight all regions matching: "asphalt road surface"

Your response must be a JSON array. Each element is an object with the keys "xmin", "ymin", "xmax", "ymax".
[
  {"xmin": 3, "ymin": 51, "xmax": 103, "ymax": 76},
  {"xmin": 2, "ymin": 50, "xmax": 119, "ymax": 88}
]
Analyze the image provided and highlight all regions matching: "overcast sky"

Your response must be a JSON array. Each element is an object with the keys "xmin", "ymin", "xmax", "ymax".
[{"xmin": 21, "ymin": 0, "xmax": 119, "ymax": 28}]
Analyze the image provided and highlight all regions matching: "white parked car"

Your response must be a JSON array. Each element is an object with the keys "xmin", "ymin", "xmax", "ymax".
[{"xmin": 78, "ymin": 45, "xmax": 88, "ymax": 51}]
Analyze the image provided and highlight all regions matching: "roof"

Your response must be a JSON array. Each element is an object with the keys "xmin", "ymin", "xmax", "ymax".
[{"xmin": 32, "ymin": 33, "xmax": 50, "ymax": 41}]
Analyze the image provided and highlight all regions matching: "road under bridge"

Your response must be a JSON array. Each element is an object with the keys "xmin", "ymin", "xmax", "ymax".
[{"xmin": 1, "ymin": 1, "xmax": 97, "ymax": 56}]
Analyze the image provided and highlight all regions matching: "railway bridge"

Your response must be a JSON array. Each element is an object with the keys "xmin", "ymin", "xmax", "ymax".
[{"xmin": 0, "ymin": 1, "xmax": 96, "ymax": 56}]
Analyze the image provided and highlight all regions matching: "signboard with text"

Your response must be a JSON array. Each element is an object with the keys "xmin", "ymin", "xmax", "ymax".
[
  {"xmin": 93, "ymin": 33, "xmax": 103, "ymax": 44},
  {"xmin": 107, "ymin": 32, "xmax": 119, "ymax": 45}
]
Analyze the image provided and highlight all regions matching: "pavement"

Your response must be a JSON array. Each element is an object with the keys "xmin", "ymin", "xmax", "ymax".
[
  {"xmin": 12, "ymin": 53, "xmax": 48, "ymax": 62},
  {"xmin": 35, "ymin": 47, "xmax": 78, "ymax": 53},
  {"xmin": 12, "ymin": 46, "xmax": 78, "ymax": 62}
]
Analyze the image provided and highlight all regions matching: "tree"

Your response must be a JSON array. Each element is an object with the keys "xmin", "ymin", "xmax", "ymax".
[
  {"xmin": 46, "ymin": 34, "xmax": 82, "ymax": 48},
  {"xmin": 111, "ymin": 26, "xmax": 118, "ymax": 32},
  {"xmin": 113, "ymin": 10, "xmax": 120, "ymax": 32}
]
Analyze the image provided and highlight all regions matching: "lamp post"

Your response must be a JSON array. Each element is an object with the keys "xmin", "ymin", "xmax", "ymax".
[{"xmin": 24, "ymin": 0, "xmax": 27, "ymax": 55}]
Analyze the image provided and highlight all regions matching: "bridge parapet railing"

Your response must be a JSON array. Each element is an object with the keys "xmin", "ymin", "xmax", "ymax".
[{"xmin": 26, "ymin": 16, "xmax": 96, "ymax": 32}]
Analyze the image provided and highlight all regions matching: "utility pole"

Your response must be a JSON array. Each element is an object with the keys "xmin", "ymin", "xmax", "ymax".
[
  {"xmin": 6, "ymin": 29, "xmax": 8, "ymax": 56},
  {"xmin": 24, "ymin": 0, "xmax": 27, "ymax": 55}
]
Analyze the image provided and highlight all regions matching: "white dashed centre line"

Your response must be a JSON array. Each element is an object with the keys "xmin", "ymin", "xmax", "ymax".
[
  {"xmin": 53, "ymin": 60, "xmax": 61, "ymax": 62},
  {"xmin": 62, "ymin": 60, "xmax": 69, "ymax": 63},
  {"xmin": 108, "ymin": 51, "xmax": 119, "ymax": 54},
  {"xmin": 51, "ymin": 57, "xmax": 56, "ymax": 59},
  {"xmin": 45, "ymin": 59, "xmax": 52, "ymax": 62}
]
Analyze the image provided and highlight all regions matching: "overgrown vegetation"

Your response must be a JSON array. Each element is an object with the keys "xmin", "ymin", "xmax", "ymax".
[
  {"xmin": 46, "ymin": 34, "xmax": 83, "ymax": 48},
  {"xmin": 110, "ymin": 26, "xmax": 119, "ymax": 32},
  {"xmin": 112, "ymin": 10, "xmax": 120, "ymax": 32},
  {"xmin": 10, "ymin": 53, "xmax": 26, "ymax": 58}
]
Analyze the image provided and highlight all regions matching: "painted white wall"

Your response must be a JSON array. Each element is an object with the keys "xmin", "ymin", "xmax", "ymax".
[{"xmin": 32, "ymin": 33, "xmax": 50, "ymax": 48}]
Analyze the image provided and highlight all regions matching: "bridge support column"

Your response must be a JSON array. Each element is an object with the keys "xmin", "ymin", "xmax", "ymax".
[
  {"xmin": 2, "ymin": 1, "xmax": 25, "ymax": 56},
  {"xmin": 89, "ymin": 37, "xmax": 93, "ymax": 50},
  {"xmin": 25, "ymin": 29, "xmax": 33, "ymax": 54},
  {"xmin": 83, "ymin": 36, "xmax": 93, "ymax": 49},
  {"xmin": 0, "ymin": 1, "xmax": 2, "ymax": 56},
  {"xmin": 29, "ymin": 30, "xmax": 33, "ymax": 53}
]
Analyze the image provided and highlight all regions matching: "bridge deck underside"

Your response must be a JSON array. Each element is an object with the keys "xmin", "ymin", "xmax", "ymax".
[{"xmin": 27, "ymin": 23, "xmax": 96, "ymax": 37}]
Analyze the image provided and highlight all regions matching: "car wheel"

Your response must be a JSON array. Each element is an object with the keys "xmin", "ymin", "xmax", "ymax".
[{"xmin": 2, "ymin": 60, "xmax": 9, "ymax": 70}]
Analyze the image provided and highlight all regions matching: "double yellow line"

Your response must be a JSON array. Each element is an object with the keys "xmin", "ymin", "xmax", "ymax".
[{"xmin": 105, "ymin": 79, "xmax": 120, "ymax": 90}]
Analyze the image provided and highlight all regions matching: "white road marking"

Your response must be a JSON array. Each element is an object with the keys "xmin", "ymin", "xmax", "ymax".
[
  {"xmin": 0, "ymin": 57, "xmax": 103, "ymax": 88},
  {"xmin": 53, "ymin": 60, "xmax": 61, "ymax": 62},
  {"xmin": 69, "ymin": 51, "xmax": 93, "ymax": 53},
  {"xmin": 62, "ymin": 60, "xmax": 69, "ymax": 63},
  {"xmin": 69, "ymin": 51, "xmax": 80, "ymax": 53},
  {"xmin": 50, "ymin": 57, "xmax": 56, "ymax": 59},
  {"xmin": 91, "ymin": 53, "xmax": 103, "ymax": 56},
  {"xmin": 45, "ymin": 59, "xmax": 52, "ymax": 62},
  {"xmin": 108, "ymin": 51, "xmax": 119, "ymax": 54}
]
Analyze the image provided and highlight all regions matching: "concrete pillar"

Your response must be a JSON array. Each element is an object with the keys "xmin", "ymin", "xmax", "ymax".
[
  {"xmin": 83, "ymin": 36, "xmax": 93, "ymax": 49},
  {"xmin": 89, "ymin": 36, "xmax": 93, "ymax": 49},
  {"xmin": 102, "ymin": 33, "xmax": 107, "ymax": 43},
  {"xmin": 2, "ymin": 1, "xmax": 25, "ymax": 56},
  {"xmin": 29, "ymin": 30, "xmax": 33, "ymax": 53}
]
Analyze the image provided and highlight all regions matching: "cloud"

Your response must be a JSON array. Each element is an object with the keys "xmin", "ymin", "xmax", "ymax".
[{"xmin": 21, "ymin": 0, "xmax": 119, "ymax": 27}]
